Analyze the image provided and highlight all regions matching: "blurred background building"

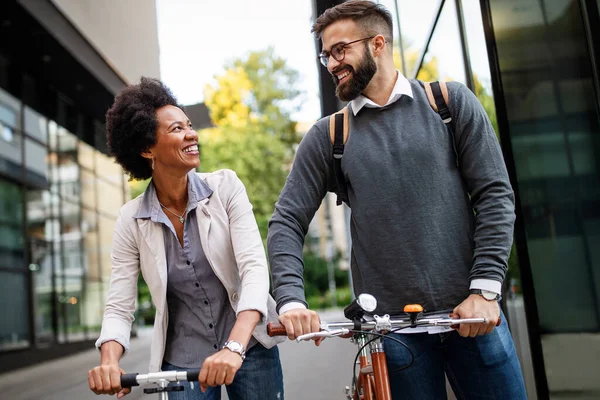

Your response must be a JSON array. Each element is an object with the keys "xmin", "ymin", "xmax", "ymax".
[
  {"xmin": 313, "ymin": 0, "xmax": 600, "ymax": 398},
  {"xmin": 0, "ymin": 0, "xmax": 159, "ymax": 372}
]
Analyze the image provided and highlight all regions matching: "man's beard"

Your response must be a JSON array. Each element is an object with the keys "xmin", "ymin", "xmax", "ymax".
[{"xmin": 333, "ymin": 46, "xmax": 377, "ymax": 102}]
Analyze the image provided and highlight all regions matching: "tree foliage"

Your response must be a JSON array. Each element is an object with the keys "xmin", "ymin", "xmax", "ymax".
[{"xmin": 200, "ymin": 47, "xmax": 303, "ymax": 239}]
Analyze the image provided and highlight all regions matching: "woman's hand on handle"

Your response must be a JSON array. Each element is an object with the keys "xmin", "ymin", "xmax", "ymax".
[
  {"xmin": 199, "ymin": 348, "xmax": 243, "ymax": 392},
  {"xmin": 88, "ymin": 363, "xmax": 131, "ymax": 398},
  {"xmin": 452, "ymin": 295, "xmax": 501, "ymax": 337},
  {"xmin": 89, "ymin": 340, "xmax": 129, "ymax": 397}
]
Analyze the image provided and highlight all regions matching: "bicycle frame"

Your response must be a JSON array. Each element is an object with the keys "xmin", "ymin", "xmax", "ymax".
[{"xmin": 349, "ymin": 333, "xmax": 390, "ymax": 400}]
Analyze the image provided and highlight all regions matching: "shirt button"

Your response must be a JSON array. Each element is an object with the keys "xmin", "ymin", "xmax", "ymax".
[
  {"xmin": 209, "ymin": 323, "xmax": 213, "ymax": 329},
  {"xmin": 195, "ymin": 282, "xmax": 199, "ymax": 287},
  {"xmin": 213, "ymin": 344, "xmax": 218, "ymax": 349},
  {"xmin": 204, "ymin": 300, "xmax": 209, "ymax": 305},
  {"xmin": 186, "ymin": 260, "xmax": 191, "ymax": 265}
]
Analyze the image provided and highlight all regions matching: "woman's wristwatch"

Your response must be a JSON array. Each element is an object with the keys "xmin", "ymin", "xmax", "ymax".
[{"xmin": 223, "ymin": 340, "xmax": 246, "ymax": 361}]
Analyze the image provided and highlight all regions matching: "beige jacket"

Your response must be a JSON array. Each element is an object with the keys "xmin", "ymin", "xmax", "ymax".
[{"xmin": 95, "ymin": 169, "xmax": 284, "ymax": 372}]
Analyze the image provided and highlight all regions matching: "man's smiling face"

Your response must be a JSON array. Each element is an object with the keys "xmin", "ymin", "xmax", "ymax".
[{"xmin": 321, "ymin": 19, "xmax": 378, "ymax": 102}]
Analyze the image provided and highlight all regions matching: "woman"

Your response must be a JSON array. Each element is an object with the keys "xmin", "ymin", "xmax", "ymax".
[{"xmin": 88, "ymin": 77, "xmax": 285, "ymax": 399}]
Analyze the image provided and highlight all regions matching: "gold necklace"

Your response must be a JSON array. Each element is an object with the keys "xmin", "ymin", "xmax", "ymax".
[{"xmin": 159, "ymin": 202, "xmax": 185, "ymax": 223}]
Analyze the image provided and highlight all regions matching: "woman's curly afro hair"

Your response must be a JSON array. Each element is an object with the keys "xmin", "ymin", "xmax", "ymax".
[{"xmin": 106, "ymin": 76, "xmax": 184, "ymax": 180}]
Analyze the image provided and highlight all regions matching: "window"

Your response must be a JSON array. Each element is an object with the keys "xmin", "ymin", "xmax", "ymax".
[
  {"xmin": 0, "ymin": 271, "xmax": 29, "ymax": 350},
  {"xmin": 0, "ymin": 180, "xmax": 24, "ymax": 269},
  {"xmin": 396, "ymin": 0, "xmax": 444, "ymax": 77},
  {"xmin": 24, "ymin": 106, "xmax": 47, "ymax": 144},
  {"xmin": 27, "ymin": 189, "xmax": 55, "ymax": 344},
  {"xmin": 416, "ymin": 0, "xmax": 466, "ymax": 84}
]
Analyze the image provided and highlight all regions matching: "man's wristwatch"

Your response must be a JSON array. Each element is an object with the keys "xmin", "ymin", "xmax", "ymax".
[
  {"xmin": 223, "ymin": 340, "xmax": 246, "ymax": 361},
  {"xmin": 469, "ymin": 289, "xmax": 500, "ymax": 301}
]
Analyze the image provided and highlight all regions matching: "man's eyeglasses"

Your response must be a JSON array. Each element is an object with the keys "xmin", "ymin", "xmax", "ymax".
[{"xmin": 318, "ymin": 36, "xmax": 375, "ymax": 67}]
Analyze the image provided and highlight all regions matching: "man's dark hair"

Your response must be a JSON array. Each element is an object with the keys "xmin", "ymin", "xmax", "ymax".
[
  {"xmin": 106, "ymin": 76, "xmax": 183, "ymax": 180},
  {"xmin": 311, "ymin": 0, "xmax": 393, "ymax": 47}
]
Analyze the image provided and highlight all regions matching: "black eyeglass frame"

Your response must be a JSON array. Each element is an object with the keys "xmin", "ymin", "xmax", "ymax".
[{"xmin": 318, "ymin": 36, "xmax": 376, "ymax": 67}]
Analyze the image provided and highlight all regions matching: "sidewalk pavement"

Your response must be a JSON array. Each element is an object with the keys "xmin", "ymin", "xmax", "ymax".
[{"xmin": 0, "ymin": 327, "xmax": 154, "ymax": 400}]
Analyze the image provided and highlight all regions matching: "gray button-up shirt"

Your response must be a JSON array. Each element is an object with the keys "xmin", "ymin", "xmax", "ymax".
[{"xmin": 134, "ymin": 171, "xmax": 256, "ymax": 368}]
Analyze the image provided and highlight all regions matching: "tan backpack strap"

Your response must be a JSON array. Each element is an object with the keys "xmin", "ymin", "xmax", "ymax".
[
  {"xmin": 424, "ymin": 81, "xmax": 450, "ymax": 112},
  {"xmin": 439, "ymin": 81, "xmax": 450, "ymax": 105},
  {"xmin": 329, "ymin": 106, "xmax": 349, "ymax": 144},
  {"xmin": 424, "ymin": 81, "xmax": 437, "ymax": 111}
]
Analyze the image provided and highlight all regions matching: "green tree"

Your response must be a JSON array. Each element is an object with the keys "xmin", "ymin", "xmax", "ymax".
[
  {"xmin": 393, "ymin": 45, "xmax": 440, "ymax": 82},
  {"xmin": 129, "ymin": 178, "xmax": 150, "ymax": 199},
  {"xmin": 473, "ymin": 74, "xmax": 499, "ymax": 136},
  {"xmin": 200, "ymin": 48, "xmax": 302, "ymax": 239}
]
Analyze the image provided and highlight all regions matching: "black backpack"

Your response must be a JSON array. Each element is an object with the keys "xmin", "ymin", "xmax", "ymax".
[{"xmin": 329, "ymin": 80, "xmax": 459, "ymax": 206}]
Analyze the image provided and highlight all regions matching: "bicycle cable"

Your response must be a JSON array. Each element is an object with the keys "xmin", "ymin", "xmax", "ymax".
[{"xmin": 348, "ymin": 326, "xmax": 415, "ymax": 395}]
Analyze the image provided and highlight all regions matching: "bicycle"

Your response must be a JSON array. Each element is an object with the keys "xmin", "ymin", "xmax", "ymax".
[
  {"xmin": 268, "ymin": 293, "xmax": 499, "ymax": 400},
  {"xmin": 120, "ymin": 368, "xmax": 201, "ymax": 399}
]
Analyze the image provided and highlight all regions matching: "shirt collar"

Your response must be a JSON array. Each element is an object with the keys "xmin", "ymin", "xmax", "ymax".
[
  {"xmin": 350, "ymin": 70, "xmax": 413, "ymax": 116},
  {"xmin": 133, "ymin": 170, "xmax": 213, "ymax": 221}
]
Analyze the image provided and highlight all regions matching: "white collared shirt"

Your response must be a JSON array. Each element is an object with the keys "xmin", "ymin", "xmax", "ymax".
[{"xmin": 350, "ymin": 70, "xmax": 413, "ymax": 116}]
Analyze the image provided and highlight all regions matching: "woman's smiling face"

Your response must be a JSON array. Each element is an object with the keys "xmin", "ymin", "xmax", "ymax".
[{"xmin": 148, "ymin": 105, "xmax": 200, "ymax": 173}]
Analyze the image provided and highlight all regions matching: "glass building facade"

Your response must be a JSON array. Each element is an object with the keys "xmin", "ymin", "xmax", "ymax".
[
  {"xmin": 313, "ymin": 0, "xmax": 600, "ymax": 398},
  {"xmin": 0, "ymin": 1, "xmax": 129, "ymax": 371}
]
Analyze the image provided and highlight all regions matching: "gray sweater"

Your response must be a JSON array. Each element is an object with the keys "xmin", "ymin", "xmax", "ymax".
[{"xmin": 267, "ymin": 80, "xmax": 515, "ymax": 315}]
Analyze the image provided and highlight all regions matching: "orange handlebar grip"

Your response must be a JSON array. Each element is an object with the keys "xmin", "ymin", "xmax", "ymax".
[{"xmin": 403, "ymin": 304, "xmax": 424, "ymax": 313}]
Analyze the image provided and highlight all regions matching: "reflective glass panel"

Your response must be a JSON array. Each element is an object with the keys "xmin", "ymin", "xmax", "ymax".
[
  {"xmin": 26, "ymin": 189, "xmax": 55, "ymax": 344},
  {"xmin": 24, "ymin": 106, "xmax": 47, "ymax": 144},
  {"xmin": 0, "ymin": 271, "xmax": 29, "ymax": 350},
  {"xmin": 96, "ymin": 178, "xmax": 124, "ymax": 217},
  {"xmin": 488, "ymin": 0, "xmax": 600, "ymax": 395},
  {"xmin": 0, "ymin": 179, "xmax": 24, "ymax": 269},
  {"xmin": 81, "ymin": 169, "xmax": 97, "ymax": 209},
  {"xmin": 77, "ymin": 140, "xmax": 95, "ymax": 171},
  {"xmin": 25, "ymin": 137, "xmax": 48, "ymax": 187},
  {"xmin": 56, "ymin": 138, "xmax": 80, "ymax": 202},
  {"xmin": 0, "ymin": 122, "xmax": 22, "ymax": 177},
  {"xmin": 95, "ymin": 151, "xmax": 123, "ymax": 187}
]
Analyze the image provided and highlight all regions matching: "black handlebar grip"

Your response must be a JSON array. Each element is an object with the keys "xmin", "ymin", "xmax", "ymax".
[
  {"xmin": 267, "ymin": 323, "xmax": 287, "ymax": 336},
  {"xmin": 186, "ymin": 368, "xmax": 201, "ymax": 382},
  {"xmin": 120, "ymin": 373, "xmax": 139, "ymax": 388}
]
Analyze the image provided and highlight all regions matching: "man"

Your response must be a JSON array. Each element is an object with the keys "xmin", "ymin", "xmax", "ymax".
[{"xmin": 267, "ymin": 1, "xmax": 527, "ymax": 398}]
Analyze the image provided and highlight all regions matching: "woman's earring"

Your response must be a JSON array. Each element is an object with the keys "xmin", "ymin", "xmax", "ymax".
[{"xmin": 151, "ymin": 157, "xmax": 155, "ymax": 170}]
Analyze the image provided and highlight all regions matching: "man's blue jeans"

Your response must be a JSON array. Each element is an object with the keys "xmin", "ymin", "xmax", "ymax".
[
  {"xmin": 383, "ymin": 310, "xmax": 527, "ymax": 399},
  {"xmin": 162, "ymin": 343, "xmax": 284, "ymax": 400}
]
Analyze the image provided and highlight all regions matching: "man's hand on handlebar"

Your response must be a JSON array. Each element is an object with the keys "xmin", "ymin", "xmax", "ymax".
[
  {"xmin": 278, "ymin": 308, "xmax": 323, "ymax": 346},
  {"xmin": 88, "ymin": 363, "xmax": 131, "ymax": 398},
  {"xmin": 451, "ymin": 294, "xmax": 500, "ymax": 337}
]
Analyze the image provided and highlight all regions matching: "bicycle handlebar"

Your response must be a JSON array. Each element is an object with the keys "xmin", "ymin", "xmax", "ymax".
[
  {"xmin": 267, "ymin": 314, "xmax": 500, "ymax": 338},
  {"xmin": 120, "ymin": 369, "xmax": 201, "ymax": 388}
]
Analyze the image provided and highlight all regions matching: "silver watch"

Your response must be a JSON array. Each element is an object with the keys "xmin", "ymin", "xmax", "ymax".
[
  {"xmin": 469, "ymin": 289, "xmax": 500, "ymax": 301},
  {"xmin": 223, "ymin": 340, "xmax": 246, "ymax": 361}
]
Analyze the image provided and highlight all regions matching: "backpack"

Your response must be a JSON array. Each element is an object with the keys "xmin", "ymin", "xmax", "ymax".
[{"xmin": 329, "ymin": 80, "xmax": 460, "ymax": 206}]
